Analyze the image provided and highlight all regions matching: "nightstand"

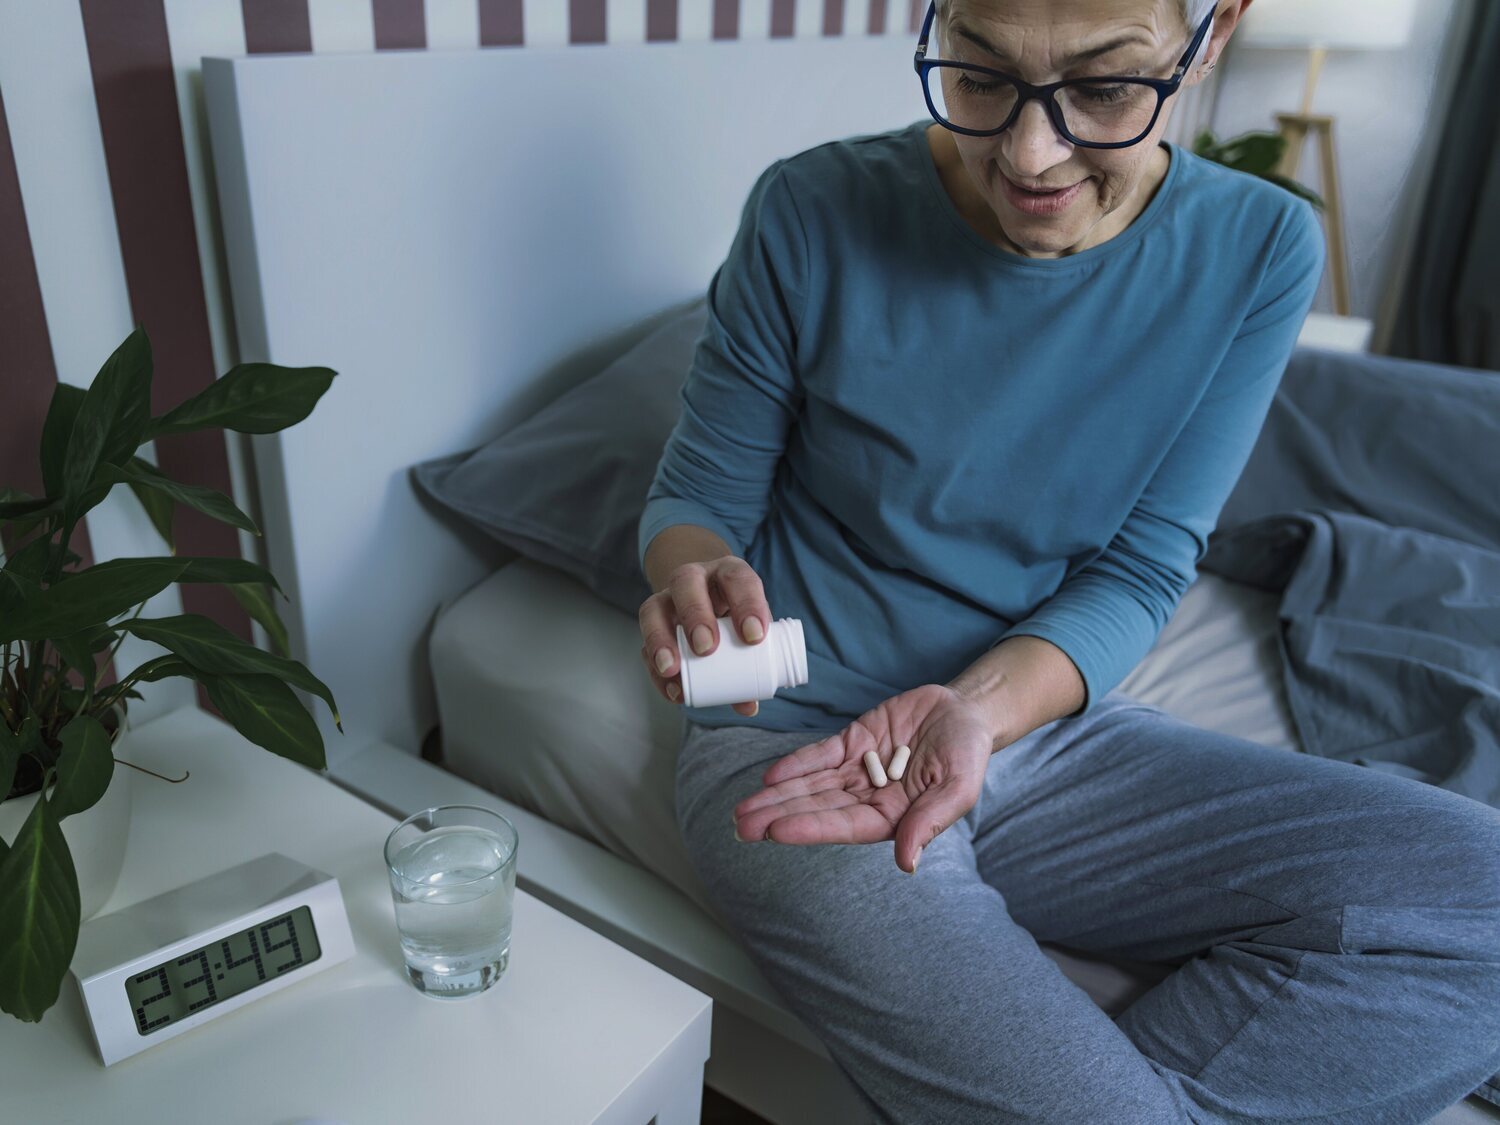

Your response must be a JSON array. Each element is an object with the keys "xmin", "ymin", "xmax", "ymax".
[{"xmin": 2, "ymin": 705, "xmax": 711, "ymax": 1124}]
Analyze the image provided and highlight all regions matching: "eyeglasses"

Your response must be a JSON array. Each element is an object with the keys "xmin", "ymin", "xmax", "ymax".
[{"xmin": 913, "ymin": 1, "xmax": 1215, "ymax": 150}]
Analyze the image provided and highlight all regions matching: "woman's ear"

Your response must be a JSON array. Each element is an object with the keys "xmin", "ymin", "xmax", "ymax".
[{"xmin": 1186, "ymin": 0, "xmax": 1254, "ymax": 88}]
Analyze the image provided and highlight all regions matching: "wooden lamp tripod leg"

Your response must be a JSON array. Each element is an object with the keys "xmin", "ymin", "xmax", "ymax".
[{"xmin": 1275, "ymin": 112, "xmax": 1352, "ymax": 317}]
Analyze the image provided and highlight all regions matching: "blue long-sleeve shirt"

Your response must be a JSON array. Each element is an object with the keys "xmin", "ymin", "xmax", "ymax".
[{"xmin": 639, "ymin": 119, "xmax": 1323, "ymax": 733}]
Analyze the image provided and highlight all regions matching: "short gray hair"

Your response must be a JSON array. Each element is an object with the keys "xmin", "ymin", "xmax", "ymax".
[
  {"xmin": 1182, "ymin": 0, "xmax": 1218, "ymax": 69},
  {"xmin": 1184, "ymin": 0, "xmax": 1219, "ymax": 26},
  {"xmin": 935, "ymin": 0, "xmax": 1219, "ymax": 37}
]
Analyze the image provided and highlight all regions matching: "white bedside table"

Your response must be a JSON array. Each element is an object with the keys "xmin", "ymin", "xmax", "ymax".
[{"xmin": 2, "ymin": 705, "xmax": 712, "ymax": 1125}]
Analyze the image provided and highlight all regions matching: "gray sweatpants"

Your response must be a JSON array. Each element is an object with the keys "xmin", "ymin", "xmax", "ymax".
[{"xmin": 675, "ymin": 689, "xmax": 1500, "ymax": 1123}]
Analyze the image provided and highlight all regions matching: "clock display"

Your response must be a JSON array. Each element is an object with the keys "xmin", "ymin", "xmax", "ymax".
[{"xmin": 124, "ymin": 906, "xmax": 322, "ymax": 1036}]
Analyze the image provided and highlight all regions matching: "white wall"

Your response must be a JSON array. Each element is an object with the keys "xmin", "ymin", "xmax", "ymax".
[{"xmin": 1208, "ymin": 0, "xmax": 1465, "ymax": 318}]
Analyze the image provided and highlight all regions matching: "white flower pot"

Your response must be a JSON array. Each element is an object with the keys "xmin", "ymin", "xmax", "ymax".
[{"xmin": 0, "ymin": 706, "xmax": 135, "ymax": 922}]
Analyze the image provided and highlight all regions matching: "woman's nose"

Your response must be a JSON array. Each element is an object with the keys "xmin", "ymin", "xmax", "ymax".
[{"xmin": 1001, "ymin": 98, "xmax": 1074, "ymax": 181}]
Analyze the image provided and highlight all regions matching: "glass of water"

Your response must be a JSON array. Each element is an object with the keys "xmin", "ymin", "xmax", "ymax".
[{"xmin": 384, "ymin": 804, "xmax": 518, "ymax": 1000}]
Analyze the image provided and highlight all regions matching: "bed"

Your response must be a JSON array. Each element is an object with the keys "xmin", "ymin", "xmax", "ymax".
[{"xmin": 202, "ymin": 33, "xmax": 1496, "ymax": 1125}]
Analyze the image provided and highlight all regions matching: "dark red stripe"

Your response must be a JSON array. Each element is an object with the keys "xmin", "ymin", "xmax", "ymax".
[
  {"xmin": 909, "ymin": 0, "xmax": 921, "ymax": 32},
  {"xmin": 373, "ymin": 0, "xmax": 427, "ymax": 49},
  {"xmin": 713, "ymin": 0, "xmax": 738, "ymax": 38},
  {"xmin": 824, "ymin": 0, "xmax": 844, "ymax": 35},
  {"xmin": 770, "ymin": 0, "xmax": 794, "ymax": 37},
  {"xmin": 570, "ymin": 0, "xmax": 605, "ymax": 42},
  {"xmin": 79, "ymin": 0, "xmax": 254, "ymax": 716},
  {"xmin": 479, "ymin": 0, "xmax": 524, "ymax": 46},
  {"xmin": 868, "ymin": 0, "xmax": 887, "ymax": 34},
  {"xmin": 241, "ymin": 0, "xmax": 312, "ymax": 54},
  {"xmin": 0, "ymin": 87, "xmax": 56, "ymax": 533},
  {"xmin": 647, "ymin": 0, "xmax": 677, "ymax": 41}
]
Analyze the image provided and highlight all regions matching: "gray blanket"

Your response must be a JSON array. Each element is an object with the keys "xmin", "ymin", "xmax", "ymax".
[
  {"xmin": 1201, "ymin": 510, "xmax": 1500, "ymax": 808},
  {"xmin": 1200, "ymin": 346, "xmax": 1500, "ymax": 811}
]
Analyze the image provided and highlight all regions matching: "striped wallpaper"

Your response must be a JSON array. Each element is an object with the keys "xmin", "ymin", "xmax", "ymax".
[{"xmin": 0, "ymin": 0, "xmax": 1209, "ymax": 723}]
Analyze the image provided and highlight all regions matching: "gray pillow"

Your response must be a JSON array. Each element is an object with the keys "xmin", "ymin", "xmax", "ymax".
[
  {"xmin": 412, "ymin": 297, "xmax": 706, "ymax": 613},
  {"xmin": 1216, "ymin": 346, "xmax": 1500, "ymax": 552}
]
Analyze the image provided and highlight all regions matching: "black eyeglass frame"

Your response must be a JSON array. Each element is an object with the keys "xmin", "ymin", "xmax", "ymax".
[{"xmin": 913, "ymin": 1, "xmax": 1216, "ymax": 150}]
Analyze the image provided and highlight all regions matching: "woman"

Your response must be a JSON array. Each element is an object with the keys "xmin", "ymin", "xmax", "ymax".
[{"xmin": 636, "ymin": 1, "xmax": 1500, "ymax": 1120}]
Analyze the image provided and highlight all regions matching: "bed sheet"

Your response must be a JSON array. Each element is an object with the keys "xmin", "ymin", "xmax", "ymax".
[{"xmin": 429, "ymin": 556, "xmax": 1300, "ymax": 927}]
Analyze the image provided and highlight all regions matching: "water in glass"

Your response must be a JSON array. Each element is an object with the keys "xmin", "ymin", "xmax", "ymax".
[{"xmin": 390, "ymin": 824, "xmax": 515, "ymax": 998}]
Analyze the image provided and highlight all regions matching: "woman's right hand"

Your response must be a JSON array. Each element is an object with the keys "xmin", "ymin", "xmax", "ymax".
[{"xmin": 639, "ymin": 555, "xmax": 771, "ymax": 717}]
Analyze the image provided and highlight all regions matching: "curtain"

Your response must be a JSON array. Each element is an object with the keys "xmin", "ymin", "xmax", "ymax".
[{"xmin": 1386, "ymin": 0, "xmax": 1500, "ymax": 371}]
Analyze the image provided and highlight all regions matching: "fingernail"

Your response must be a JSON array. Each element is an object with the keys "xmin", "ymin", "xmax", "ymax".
[
  {"xmin": 741, "ymin": 616, "xmax": 764, "ymax": 643},
  {"xmin": 912, "ymin": 847, "xmax": 923, "ymax": 873},
  {"xmin": 691, "ymin": 625, "xmax": 713, "ymax": 655},
  {"xmin": 747, "ymin": 701, "xmax": 759, "ymax": 716},
  {"xmin": 654, "ymin": 647, "xmax": 673, "ymax": 674},
  {"xmin": 666, "ymin": 682, "xmax": 680, "ymax": 702}
]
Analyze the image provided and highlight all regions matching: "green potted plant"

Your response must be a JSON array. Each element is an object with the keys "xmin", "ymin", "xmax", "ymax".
[
  {"xmin": 1192, "ymin": 128, "xmax": 1324, "ymax": 209},
  {"xmin": 0, "ymin": 326, "xmax": 341, "ymax": 1023}
]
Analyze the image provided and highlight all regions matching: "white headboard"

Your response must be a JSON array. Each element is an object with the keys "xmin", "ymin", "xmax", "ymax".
[{"xmin": 204, "ymin": 35, "xmax": 922, "ymax": 760}]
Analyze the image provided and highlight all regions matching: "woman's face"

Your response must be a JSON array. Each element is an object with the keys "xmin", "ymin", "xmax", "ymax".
[{"xmin": 935, "ymin": 0, "xmax": 1234, "ymax": 256}]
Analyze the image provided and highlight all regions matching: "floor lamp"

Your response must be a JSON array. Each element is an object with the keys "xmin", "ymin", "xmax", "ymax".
[{"xmin": 1235, "ymin": 0, "xmax": 1418, "ymax": 317}]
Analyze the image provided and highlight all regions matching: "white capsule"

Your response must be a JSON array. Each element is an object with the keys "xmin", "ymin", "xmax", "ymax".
[
  {"xmin": 862, "ymin": 749, "xmax": 888, "ymax": 788},
  {"xmin": 889, "ymin": 744, "xmax": 911, "ymax": 781}
]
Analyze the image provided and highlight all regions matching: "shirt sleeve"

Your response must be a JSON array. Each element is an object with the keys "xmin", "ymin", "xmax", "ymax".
[
  {"xmin": 995, "ymin": 199, "xmax": 1326, "ymax": 716},
  {"xmin": 637, "ymin": 158, "xmax": 809, "ymax": 576}
]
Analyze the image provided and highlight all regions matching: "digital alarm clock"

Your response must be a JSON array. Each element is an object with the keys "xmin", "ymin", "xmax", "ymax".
[{"xmin": 70, "ymin": 852, "xmax": 355, "ymax": 1065}]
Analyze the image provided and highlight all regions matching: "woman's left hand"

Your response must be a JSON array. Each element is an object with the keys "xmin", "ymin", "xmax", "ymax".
[{"xmin": 731, "ymin": 684, "xmax": 995, "ymax": 873}]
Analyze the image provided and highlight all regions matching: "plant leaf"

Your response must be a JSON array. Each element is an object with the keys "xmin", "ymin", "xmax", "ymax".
[
  {"xmin": 93, "ymin": 458, "xmax": 261, "ymax": 539},
  {"xmin": 62, "ymin": 481, "xmax": 115, "ymax": 541},
  {"xmin": 49, "ymin": 716, "xmax": 114, "ymax": 818},
  {"xmin": 1216, "ymin": 131, "xmax": 1285, "ymax": 176},
  {"xmin": 229, "ymin": 582, "xmax": 291, "ymax": 657},
  {"xmin": 60, "ymin": 328, "xmax": 153, "ymax": 532},
  {"xmin": 196, "ymin": 670, "xmax": 326, "ymax": 769},
  {"xmin": 0, "ymin": 491, "xmax": 55, "ymax": 523},
  {"xmin": 1, "ymin": 533, "xmax": 54, "ymax": 582},
  {"xmin": 86, "ymin": 626, "xmax": 120, "ymax": 653},
  {"xmin": 149, "ymin": 363, "xmax": 336, "ymax": 437},
  {"xmin": 0, "ymin": 557, "xmax": 193, "ymax": 645},
  {"xmin": 0, "ymin": 571, "xmax": 28, "ymax": 630},
  {"xmin": 126, "ymin": 655, "xmax": 196, "ymax": 683},
  {"xmin": 50, "ymin": 629, "xmax": 100, "ymax": 699},
  {"xmin": 0, "ymin": 787, "xmax": 80, "ymax": 1022},
  {"xmin": 49, "ymin": 715, "xmax": 114, "ymax": 820},
  {"xmin": 119, "ymin": 458, "xmax": 176, "ymax": 551},
  {"xmin": 40, "ymin": 383, "xmax": 86, "ymax": 499},
  {"xmin": 172, "ymin": 556, "xmax": 284, "ymax": 596},
  {"xmin": 118, "ymin": 614, "xmax": 341, "ymax": 731},
  {"xmin": 1, "ymin": 716, "xmax": 35, "ymax": 805},
  {"xmin": 0, "ymin": 731, "xmax": 17, "ymax": 805},
  {"xmin": 0, "ymin": 508, "xmax": 57, "ymax": 541}
]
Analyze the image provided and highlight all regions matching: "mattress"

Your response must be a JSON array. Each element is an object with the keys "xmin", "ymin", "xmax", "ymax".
[{"xmin": 429, "ymin": 556, "xmax": 1299, "ymax": 918}]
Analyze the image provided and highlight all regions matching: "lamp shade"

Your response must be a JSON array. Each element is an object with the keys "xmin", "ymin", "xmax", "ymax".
[{"xmin": 1236, "ymin": 0, "xmax": 1418, "ymax": 50}]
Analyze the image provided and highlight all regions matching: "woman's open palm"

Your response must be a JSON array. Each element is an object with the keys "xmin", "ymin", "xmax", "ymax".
[{"xmin": 730, "ymin": 684, "xmax": 995, "ymax": 873}]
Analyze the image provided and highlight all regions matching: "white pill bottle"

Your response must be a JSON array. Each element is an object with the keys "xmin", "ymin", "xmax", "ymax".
[{"xmin": 675, "ymin": 615, "xmax": 810, "ymax": 708}]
